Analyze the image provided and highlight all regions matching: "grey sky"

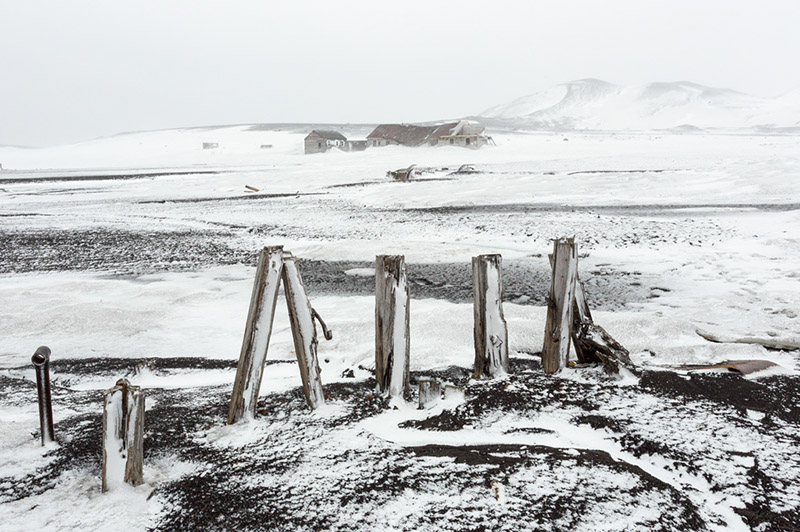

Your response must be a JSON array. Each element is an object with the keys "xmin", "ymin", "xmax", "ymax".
[{"xmin": 1, "ymin": 0, "xmax": 798, "ymax": 147}]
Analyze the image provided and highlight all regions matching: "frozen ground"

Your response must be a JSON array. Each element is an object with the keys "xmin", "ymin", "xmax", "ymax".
[{"xmin": 0, "ymin": 127, "xmax": 799, "ymax": 530}]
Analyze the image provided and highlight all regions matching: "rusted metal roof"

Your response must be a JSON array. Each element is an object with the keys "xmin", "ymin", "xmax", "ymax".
[
  {"xmin": 306, "ymin": 130, "xmax": 347, "ymax": 141},
  {"xmin": 366, "ymin": 122, "xmax": 460, "ymax": 146}
]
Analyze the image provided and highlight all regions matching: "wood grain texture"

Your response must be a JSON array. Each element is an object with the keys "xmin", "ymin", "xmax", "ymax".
[
  {"xmin": 375, "ymin": 255, "xmax": 410, "ymax": 398},
  {"xmin": 542, "ymin": 238, "xmax": 578, "ymax": 374},
  {"xmin": 228, "ymin": 246, "xmax": 284, "ymax": 424},
  {"xmin": 282, "ymin": 256, "xmax": 325, "ymax": 409},
  {"xmin": 102, "ymin": 378, "xmax": 144, "ymax": 492},
  {"xmin": 472, "ymin": 254, "xmax": 509, "ymax": 378}
]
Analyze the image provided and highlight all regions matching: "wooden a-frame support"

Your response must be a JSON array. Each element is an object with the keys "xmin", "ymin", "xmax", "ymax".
[{"xmin": 228, "ymin": 247, "xmax": 330, "ymax": 423}]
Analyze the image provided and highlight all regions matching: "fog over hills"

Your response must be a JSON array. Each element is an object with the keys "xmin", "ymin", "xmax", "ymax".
[{"xmin": 479, "ymin": 79, "xmax": 800, "ymax": 131}]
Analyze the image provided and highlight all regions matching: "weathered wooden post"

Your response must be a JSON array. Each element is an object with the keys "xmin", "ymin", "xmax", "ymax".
[
  {"xmin": 375, "ymin": 255, "xmax": 410, "ymax": 399},
  {"xmin": 418, "ymin": 377, "xmax": 441, "ymax": 409},
  {"xmin": 542, "ymin": 238, "xmax": 578, "ymax": 374},
  {"xmin": 282, "ymin": 256, "xmax": 326, "ymax": 409},
  {"xmin": 472, "ymin": 254, "xmax": 509, "ymax": 378},
  {"xmin": 228, "ymin": 246, "xmax": 285, "ymax": 424},
  {"xmin": 102, "ymin": 378, "xmax": 144, "ymax": 492},
  {"xmin": 31, "ymin": 346, "xmax": 55, "ymax": 445}
]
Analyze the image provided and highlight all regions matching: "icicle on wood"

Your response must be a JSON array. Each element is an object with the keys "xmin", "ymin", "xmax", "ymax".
[
  {"xmin": 102, "ymin": 378, "xmax": 144, "ymax": 492},
  {"xmin": 375, "ymin": 255, "xmax": 410, "ymax": 399},
  {"xmin": 282, "ymin": 255, "xmax": 325, "ymax": 409},
  {"xmin": 418, "ymin": 377, "xmax": 441, "ymax": 409},
  {"xmin": 228, "ymin": 246, "xmax": 284, "ymax": 424},
  {"xmin": 472, "ymin": 254, "xmax": 509, "ymax": 378},
  {"xmin": 542, "ymin": 238, "xmax": 578, "ymax": 374}
]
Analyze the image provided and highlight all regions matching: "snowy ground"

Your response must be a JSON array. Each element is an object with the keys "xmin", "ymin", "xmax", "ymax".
[{"xmin": 1, "ymin": 127, "xmax": 799, "ymax": 530}]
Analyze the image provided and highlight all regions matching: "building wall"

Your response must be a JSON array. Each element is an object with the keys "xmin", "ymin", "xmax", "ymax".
[
  {"xmin": 430, "ymin": 135, "xmax": 489, "ymax": 149},
  {"xmin": 367, "ymin": 138, "xmax": 397, "ymax": 147},
  {"xmin": 304, "ymin": 133, "xmax": 327, "ymax": 154}
]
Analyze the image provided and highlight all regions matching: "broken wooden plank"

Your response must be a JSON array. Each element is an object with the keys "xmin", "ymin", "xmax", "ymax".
[
  {"xmin": 574, "ymin": 321, "xmax": 633, "ymax": 374},
  {"xmin": 102, "ymin": 378, "xmax": 144, "ymax": 492},
  {"xmin": 282, "ymin": 256, "xmax": 325, "ymax": 409},
  {"xmin": 675, "ymin": 359, "xmax": 780, "ymax": 375},
  {"xmin": 375, "ymin": 255, "xmax": 410, "ymax": 399},
  {"xmin": 472, "ymin": 254, "xmax": 509, "ymax": 378},
  {"xmin": 228, "ymin": 246, "xmax": 284, "ymax": 424},
  {"xmin": 696, "ymin": 328, "xmax": 800, "ymax": 351},
  {"xmin": 572, "ymin": 272, "xmax": 602, "ymax": 365},
  {"xmin": 542, "ymin": 238, "xmax": 578, "ymax": 374},
  {"xmin": 418, "ymin": 377, "xmax": 441, "ymax": 409}
]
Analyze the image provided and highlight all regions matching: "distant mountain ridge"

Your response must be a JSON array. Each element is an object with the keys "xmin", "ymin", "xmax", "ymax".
[{"xmin": 479, "ymin": 79, "xmax": 800, "ymax": 131}]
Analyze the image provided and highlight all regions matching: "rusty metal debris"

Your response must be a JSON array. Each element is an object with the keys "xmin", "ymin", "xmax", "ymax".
[{"xmin": 676, "ymin": 359, "xmax": 780, "ymax": 375}]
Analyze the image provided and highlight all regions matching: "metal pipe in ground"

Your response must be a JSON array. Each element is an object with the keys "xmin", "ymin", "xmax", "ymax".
[{"xmin": 32, "ymin": 346, "xmax": 55, "ymax": 445}]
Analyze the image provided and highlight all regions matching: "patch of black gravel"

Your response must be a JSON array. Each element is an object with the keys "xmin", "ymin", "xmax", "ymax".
[
  {"xmin": 639, "ymin": 370, "xmax": 800, "ymax": 423},
  {"xmin": 0, "ymin": 229, "xmax": 249, "ymax": 274},
  {"xmin": 298, "ymin": 258, "xmax": 649, "ymax": 310}
]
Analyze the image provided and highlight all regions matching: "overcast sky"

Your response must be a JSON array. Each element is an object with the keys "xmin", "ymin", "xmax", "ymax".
[{"xmin": 1, "ymin": 1, "xmax": 799, "ymax": 146}]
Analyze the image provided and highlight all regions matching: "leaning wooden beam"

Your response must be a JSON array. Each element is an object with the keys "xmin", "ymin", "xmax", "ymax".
[
  {"xmin": 472, "ymin": 254, "xmax": 509, "ymax": 378},
  {"xmin": 228, "ymin": 246, "xmax": 285, "ymax": 424},
  {"xmin": 542, "ymin": 238, "xmax": 578, "ymax": 374},
  {"xmin": 102, "ymin": 378, "xmax": 144, "ymax": 492},
  {"xmin": 375, "ymin": 255, "xmax": 411, "ymax": 399},
  {"xmin": 282, "ymin": 256, "xmax": 325, "ymax": 409}
]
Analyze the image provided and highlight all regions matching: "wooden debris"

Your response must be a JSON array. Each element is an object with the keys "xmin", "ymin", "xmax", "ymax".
[
  {"xmin": 545, "ymin": 240, "xmax": 631, "ymax": 374},
  {"xmin": 443, "ymin": 384, "xmax": 465, "ymax": 400},
  {"xmin": 387, "ymin": 164, "xmax": 417, "ymax": 181},
  {"xmin": 696, "ymin": 328, "xmax": 800, "ymax": 351},
  {"xmin": 675, "ymin": 359, "xmax": 780, "ymax": 375},
  {"xmin": 472, "ymin": 254, "xmax": 509, "ymax": 378},
  {"xmin": 418, "ymin": 377, "xmax": 441, "ymax": 409},
  {"xmin": 574, "ymin": 321, "xmax": 632, "ymax": 373},
  {"xmin": 245, "ymin": 185, "xmax": 259, "ymax": 192},
  {"xmin": 228, "ymin": 246, "xmax": 285, "ymax": 424},
  {"xmin": 102, "ymin": 378, "xmax": 144, "ymax": 492},
  {"xmin": 542, "ymin": 238, "xmax": 578, "ymax": 374},
  {"xmin": 375, "ymin": 255, "xmax": 410, "ymax": 399},
  {"xmin": 282, "ymin": 256, "xmax": 325, "ymax": 409}
]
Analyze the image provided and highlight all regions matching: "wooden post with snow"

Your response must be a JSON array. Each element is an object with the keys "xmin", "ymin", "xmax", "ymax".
[
  {"xmin": 472, "ymin": 254, "xmax": 509, "ymax": 378},
  {"xmin": 375, "ymin": 255, "xmax": 410, "ymax": 399},
  {"xmin": 102, "ymin": 378, "xmax": 144, "ymax": 492},
  {"xmin": 542, "ymin": 238, "xmax": 578, "ymax": 374},
  {"xmin": 282, "ymin": 256, "xmax": 325, "ymax": 409},
  {"xmin": 228, "ymin": 246, "xmax": 285, "ymax": 424}
]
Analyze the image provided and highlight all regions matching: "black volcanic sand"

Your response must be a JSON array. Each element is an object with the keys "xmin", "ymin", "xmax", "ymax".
[
  {"xmin": 1, "ymin": 357, "xmax": 799, "ymax": 530},
  {"xmin": 0, "ymin": 228, "xmax": 653, "ymax": 310}
]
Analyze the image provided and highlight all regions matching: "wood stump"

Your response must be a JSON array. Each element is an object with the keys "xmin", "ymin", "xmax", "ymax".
[
  {"xmin": 472, "ymin": 254, "xmax": 509, "ymax": 378},
  {"xmin": 375, "ymin": 255, "xmax": 410, "ymax": 399},
  {"xmin": 542, "ymin": 238, "xmax": 578, "ymax": 374},
  {"xmin": 102, "ymin": 378, "xmax": 144, "ymax": 492}
]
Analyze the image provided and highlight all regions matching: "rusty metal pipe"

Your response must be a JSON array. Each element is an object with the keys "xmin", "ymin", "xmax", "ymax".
[{"xmin": 32, "ymin": 346, "xmax": 55, "ymax": 445}]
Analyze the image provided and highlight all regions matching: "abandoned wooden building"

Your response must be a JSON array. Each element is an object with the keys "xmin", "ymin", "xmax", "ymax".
[
  {"xmin": 304, "ymin": 131, "xmax": 369, "ymax": 154},
  {"xmin": 367, "ymin": 120, "xmax": 492, "ymax": 149},
  {"xmin": 304, "ymin": 130, "xmax": 347, "ymax": 154}
]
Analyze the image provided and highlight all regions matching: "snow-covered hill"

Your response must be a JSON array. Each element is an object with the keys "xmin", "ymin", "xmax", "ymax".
[{"xmin": 480, "ymin": 79, "xmax": 800, "ymax": 131}]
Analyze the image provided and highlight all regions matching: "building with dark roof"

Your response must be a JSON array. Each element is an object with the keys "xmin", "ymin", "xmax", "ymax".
[
  {"xmin": 304, "ymin": 130, "xmax": 348, "ymax": 154},
  {"xmin": 366, "ymin": 120, "xmax": 491, "ymax": 149}
]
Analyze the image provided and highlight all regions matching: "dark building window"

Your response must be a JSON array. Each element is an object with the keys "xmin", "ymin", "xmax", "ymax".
[
  {"xmin": 450, "ymin": 138, "xmax": 454, "ymax": 144},
  {"xmin": 466, "ymin": 138, "xmax": 471, "ymax": 145}
]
